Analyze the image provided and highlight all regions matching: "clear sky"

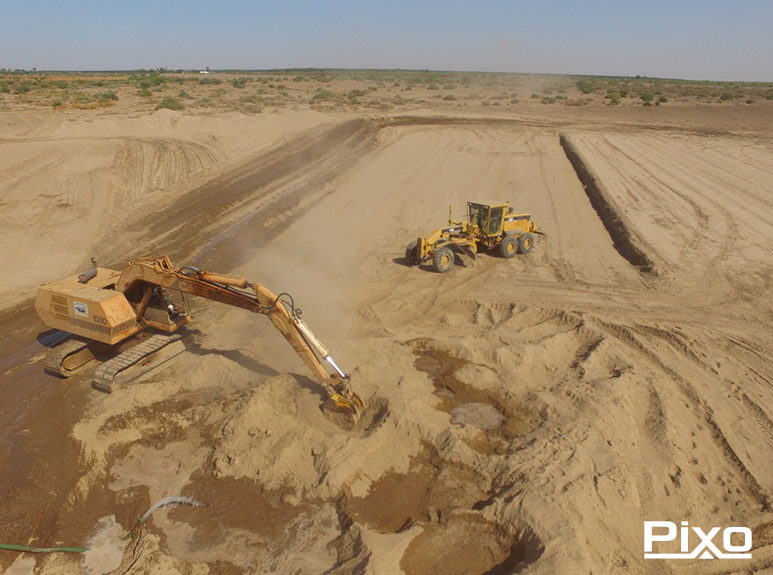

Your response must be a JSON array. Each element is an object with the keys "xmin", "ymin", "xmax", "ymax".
[{"xmin": 1, "ymin": 1, "xmax": 771, "ymax": 81}]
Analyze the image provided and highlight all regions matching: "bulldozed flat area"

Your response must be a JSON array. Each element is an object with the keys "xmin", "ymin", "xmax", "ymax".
[{"xmin": 0, "ymin": 91, "xmax": 771, "ymax": 574}]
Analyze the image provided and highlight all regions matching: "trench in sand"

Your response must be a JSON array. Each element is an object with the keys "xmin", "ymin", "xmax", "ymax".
[{"xmin": 559, "ymin": 133, "xmax": 656, "ymax": 274}]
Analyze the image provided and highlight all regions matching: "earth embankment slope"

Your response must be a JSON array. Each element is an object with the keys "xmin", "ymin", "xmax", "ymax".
[{"xmin": 0, "ymin": 110, "xmax": 332, "ymax": 307}]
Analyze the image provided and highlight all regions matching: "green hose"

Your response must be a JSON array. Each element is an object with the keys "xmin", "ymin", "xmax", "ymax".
[{"xmin": 0, "ymin": 543, "xmax": 89, "ymax": 554}]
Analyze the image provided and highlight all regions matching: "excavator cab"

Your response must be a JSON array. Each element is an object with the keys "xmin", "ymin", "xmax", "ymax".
[
  {"xmin": 120, "ymin": 280, "xmax": 191, "ymax": 333},
  {"xmin": 468, "ymin": 202, "xmax": 507, "ymax": 237}
]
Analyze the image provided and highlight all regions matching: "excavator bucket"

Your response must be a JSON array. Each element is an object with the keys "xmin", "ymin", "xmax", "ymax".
[{"xmin": 323, "ymin": 391, "xmax": 365, "ymax": 424}]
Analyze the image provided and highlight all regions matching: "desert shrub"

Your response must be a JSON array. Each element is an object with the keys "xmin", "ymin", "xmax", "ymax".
[
  {"xmin": 134, "ymin": 74, "xmax": 165, "ymax": 90},
  {"xmin": 178, "ymin": 90, "xmax": 191, "ymax": 98},
  {"xmin": 52, "ymin": 99, "xmax": 63, "ymax": 108},
  {"xmin": 658, "ymin": 95, "xmax": 668, "ymax": 103},
  {"xmin": 442, "ymin": 94, "xmax": 457, "ymax": 101},
  {"xmin": 606, "ymin": 91, "xmax": 621, "ymax": 105},
  {"xmin": 719, "ymin": 92, "xmax": 734, "ymax": 101},
  {"xmin": 746, "ymin": 98, "xmax": 755, "ymax": 104},
  {"xmin": 639, "ymin": 91, "xmax": 655, "ymax": 104},
  {"xmin": 541, "ymin": 96, "xmax": 556, "ymax": 104},
  {"xmin": 310, "ymin": 89, "xmax": 337, "ymax": 103},
  {"xmin": 530, "ymin": 93, "xmax": 539, "ymax": 99},
  {"xmin": 198, "ymin": 77, "xmax": 222, "ymax": 85},
  {"xmin": 96, "ymin": 91, "xmax": 118, "ymax": 102},
  {"xmin": 577, "ymin": 79, "xmax": 596, "ymax": 94},
  {"xmin": 155, "ymin": 97, "xmax": 184, "ymax": 110},
  {"xmin": 74, "ymin": 92, "xmax": 93, "ymax": 104},
  {"xmin": 14, "ymin": 81, "xmax": 32, "ymax": 94},
  {"xmin": 240, "ymin": 94, "xmax": 263, "ymax": 103},
  {"xmin": 137, "ymin": 88, "xmax": 152, "ymax": 97},
  {"xmin": 231, "ymin": 78, "xmax": 247, "ymax": 89},
  {"xmin": 427, "ymin": 83, "xmax": 439, "ymax": 90},
  {"xmin": 0, "ymin": 83, "xmax": 10, "ymax": 93},
  {"xmin": 45, "ymin": 79, "xmax": 69, "ymax": 90}
]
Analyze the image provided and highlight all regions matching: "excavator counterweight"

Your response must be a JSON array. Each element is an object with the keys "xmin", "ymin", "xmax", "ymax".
[{"xmin": 35, "ymin": 256, "xmax": 364, "ymax": 423}]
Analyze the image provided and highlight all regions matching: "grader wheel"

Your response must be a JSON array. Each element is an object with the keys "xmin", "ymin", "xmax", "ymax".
[
  {"xmin": 433, "ymin": 247, "xmax": 454, "ymax": 273},
  {"xmin": 499, "ymin": 236, "xmax": 517, "ymax": 258},
  {"xmin": 405, "ymin": 240, "xmax": 419, "ymax": 265},
  {"xmin": 518, "ymin": 233, "xmax": 534, "ymax": 254}
]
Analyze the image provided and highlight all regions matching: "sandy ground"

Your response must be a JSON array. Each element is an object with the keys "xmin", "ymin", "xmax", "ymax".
[{"xmin": 0, "ymin": 93, "xmax": 771, "ymax": 575}]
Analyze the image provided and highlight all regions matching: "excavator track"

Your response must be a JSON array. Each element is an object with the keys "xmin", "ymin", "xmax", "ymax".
[
  {"xmin": 92, "ymin": 333, "xmax": 186, "ymax": 393},
  {"xmin": 44, "ymin": 338, "xmax": 94, "ymax": 378}
]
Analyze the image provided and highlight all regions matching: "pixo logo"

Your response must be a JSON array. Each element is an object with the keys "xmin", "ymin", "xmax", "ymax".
[{"xmin": 644, "ymin": 521, "xmax": 752, "ymax": 559}]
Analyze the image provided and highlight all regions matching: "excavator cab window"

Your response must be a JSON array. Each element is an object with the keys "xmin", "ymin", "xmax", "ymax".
[{"xmin": 160, "ymin": 288, "xmax": 188, "ymax": 318}]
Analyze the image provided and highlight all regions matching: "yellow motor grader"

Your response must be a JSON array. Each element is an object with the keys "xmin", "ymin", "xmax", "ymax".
[
  {"xmin": 35, "ymin": 256, "xmax": 363, "ymax": 422},
  {"xmin": 405, "ymin": 201, "xmax": 540, "ymax": 273}
]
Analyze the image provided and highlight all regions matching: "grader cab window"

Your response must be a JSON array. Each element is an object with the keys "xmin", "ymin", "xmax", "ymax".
[
  {"xmin": 487, "ymin": 207, "xmax": 504, "ymax": 235},
  {"xmin": 468, "ymin": 203, "xmax": 505, "ymax": 235},
  {"xmin": 468, "ymin": 203, "xmax": 489, "ymax": 231}
]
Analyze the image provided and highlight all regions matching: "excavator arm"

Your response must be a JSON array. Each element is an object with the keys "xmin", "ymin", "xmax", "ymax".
[{"xmin": 115, "ymin": 256, "xmax": 363, "ymax": 421}]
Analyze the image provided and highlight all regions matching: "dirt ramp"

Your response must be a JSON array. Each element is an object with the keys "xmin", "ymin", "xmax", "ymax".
[{"xmin": 559, "ymin": 133, "xmax": 656, "ymax": 274}]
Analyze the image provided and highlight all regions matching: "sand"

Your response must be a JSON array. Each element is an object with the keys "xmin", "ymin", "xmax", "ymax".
[{"xmin": 0, "ymin": 92, "xmax": 771, "ymax": 574}]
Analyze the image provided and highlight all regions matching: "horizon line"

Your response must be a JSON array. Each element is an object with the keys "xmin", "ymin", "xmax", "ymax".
[{"xmin": 1, "ymin": 67, "xmax": 771, "ymax": 85}]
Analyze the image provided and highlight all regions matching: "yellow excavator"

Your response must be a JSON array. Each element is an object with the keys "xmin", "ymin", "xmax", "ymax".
[{"xmin": 35, "ymin": 256, "xmax": 363, "ymax": 422}]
